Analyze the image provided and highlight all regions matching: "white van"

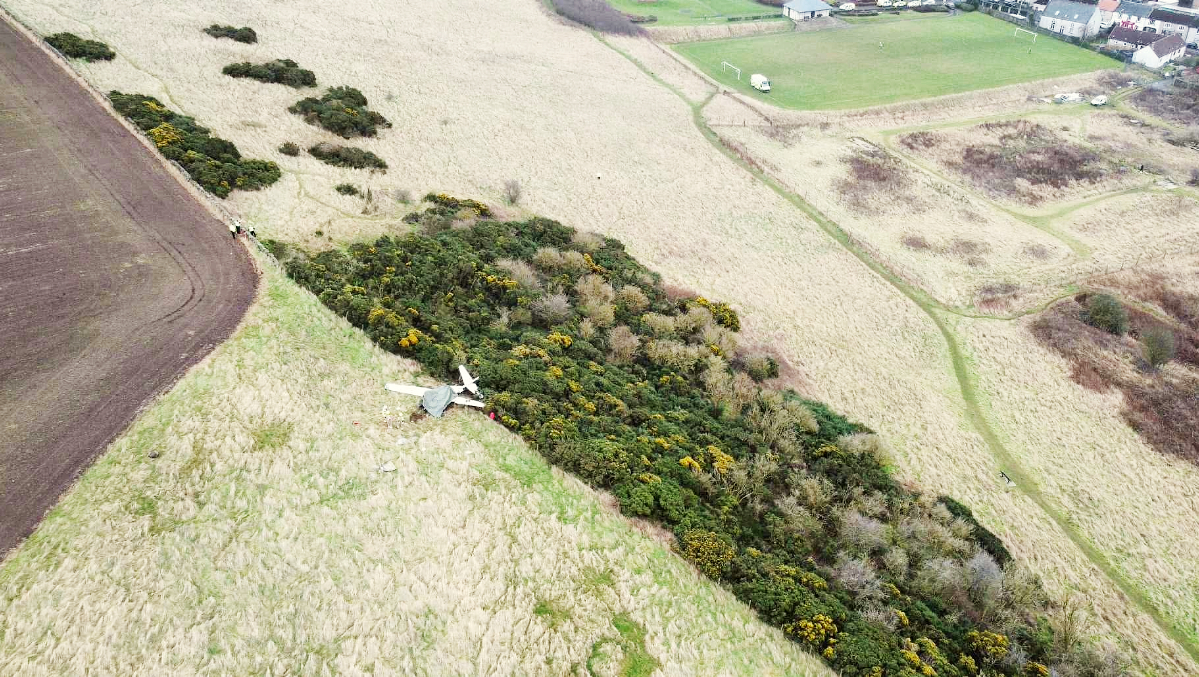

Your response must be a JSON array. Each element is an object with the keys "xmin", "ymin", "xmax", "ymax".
[{"xmin": 751, "ymin": 73, "xmax": 771, "ymax": 93}]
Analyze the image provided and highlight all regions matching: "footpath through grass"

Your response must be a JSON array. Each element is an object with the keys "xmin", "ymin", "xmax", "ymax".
[
  {"xmin": 603, "ymin": 0, "xmax": 785, "ymax": 25},
  {"xmin": 675, "ymin": 12, "xmax": 1117, "ymax": 109}
]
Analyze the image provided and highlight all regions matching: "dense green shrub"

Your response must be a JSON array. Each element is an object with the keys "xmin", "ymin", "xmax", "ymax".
[
  {"xmin": 45, "ymin": 32, "xmax": 114, "ymax": 61},
  {"xmin": 203, "ymin": 25, "xmax": 257, "ymax": 43},
  {"xmin": 957, "ymin": 2, "xmax": 977, "ymax": 10},
  {"xmin": 1082, "ymin": 293, "xmax": 1128, "ymax": 335},
  {"xmin": 1141, "ymin": 327, "xmax": 1175, "ymax": 369},
  {"xmin": 222, "ymin": 59, "xmax": 316, "ymax": 88},
  {"xmin": 334, "ymin": 183, "xmax": 360, "ymax": 196},
  {"xmin": 278, "ymin": 200, "xmax": 1100, "ymax": 675},
  {"xmin": 109, "ymin": 92, "xmax": 280, "ymax": 198},
  {"xmin": 308, "ymin": 143, "xmax": 387, "ymax": 171},
  {"xmin": 288, "ymin": 86, "xmax": 391, "ymax": 138},
  {"xmin": 279, "ymin": 142, "xmax": 301, "ymax": 156}
]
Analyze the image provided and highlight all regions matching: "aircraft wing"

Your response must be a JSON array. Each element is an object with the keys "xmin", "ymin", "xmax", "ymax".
[
  {"xmin": 385, "ymin": 383, "xmax": 429, "ymax": 397},
  {"xmin": 458, "ymin": 365, "xmax": 479, "ymax": 394},
  {"xmin": 451, "ymin": 396, "xmax": 485, "ymax": 408}
]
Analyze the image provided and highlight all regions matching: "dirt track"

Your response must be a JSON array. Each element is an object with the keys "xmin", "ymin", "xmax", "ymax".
[{"xmin": 0, "ymin": 16, "xmax": 256, "ymax": 556}]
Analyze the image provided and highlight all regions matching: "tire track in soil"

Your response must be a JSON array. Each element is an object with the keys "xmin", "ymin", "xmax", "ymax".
[{"xmin": 0, "ymin": 14, "xmax": 257, "ymax": 556}]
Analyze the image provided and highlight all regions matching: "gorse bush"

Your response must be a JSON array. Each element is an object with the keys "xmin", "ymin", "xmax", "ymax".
[
  {"xmin": 1082, "ymin": 293, "xmax": 1128, "ymax": 335},
  {"xmin": 276, "ymin": 199, "xmax": 1106, "ymax": 676},
  {"xmin": 203, "ymin": 25, "xmax": 257, "ymax": 44},
  {"xmin": 109, "ymin": 92, "xmax": 280, "ymax": 198},
  {"xmin": 334, "ymin": 183, "xmax": 360, "ymax": 196},
  {"xmin": 308, "ymin": 143, "xmax": 387, "ymax": 171},
  {"xmin": 45, "ymin": 33, "xmax": 115, "ymax": 61},
  {"xmin": 279, "ymin": 142, "xmax": 301, "ymax": 156},
  {"xmin": 288, "ymin": 86, "xmax": 391, "ymax": 138},
  {"xmin": 222, "ymin": 59, "xmax": 316, "ymax": 88}
]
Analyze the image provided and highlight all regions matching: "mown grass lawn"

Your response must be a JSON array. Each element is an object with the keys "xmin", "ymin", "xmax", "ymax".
[
  {"xmin": 603, "ymin": 0, "xmax": 786, "ymax": 26},
  {"xmin": 674, "ymin": 12, "xmax": 1118, "ymax": 109}
]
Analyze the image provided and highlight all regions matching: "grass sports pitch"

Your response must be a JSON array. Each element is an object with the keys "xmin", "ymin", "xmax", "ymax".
[{"xmin": 675, "ymin": 13, "xmax": 1118, "ymax": 109}]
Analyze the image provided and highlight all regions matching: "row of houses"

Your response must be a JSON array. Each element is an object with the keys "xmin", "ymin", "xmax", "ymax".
[{"xmin": 1038, "ymin": 0, "xmax": 1199, "ymax": 47}]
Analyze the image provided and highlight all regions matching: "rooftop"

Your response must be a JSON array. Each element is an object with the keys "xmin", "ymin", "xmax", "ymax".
[
  {"xmin": 1149, "ymin": 7, "xmax": 1199, "ymax": 26},
  {"xmin": 1109, "ymin": 25, "xmax": 1166, "ymax": 45},
  {"xmin": 1044, "ymin": 0, "xmax": 1098, "ymax": 21},
  {"xmin": 1150, "ymin": 33, "xmax": 1186, "ymax": 57},
  {"xmin": 783, "ymin": 0, "xmax": 834, "ymax": 12}
]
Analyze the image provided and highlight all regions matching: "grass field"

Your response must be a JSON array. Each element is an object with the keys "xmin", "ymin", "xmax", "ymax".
[
  {"xmin": 675, "ymin": 12, "xmax": 1117, "ymax": 109},
  {"xmin": 602, "ymin": 0, "xmax": 784, "ymax": 25},
  {"xmin": 0, "ymin": 261, "xmax": 834, "ymax": 676},
  {"xmin": 5, "ymin": 0, "xmax": 1199, "ymax": 671}
]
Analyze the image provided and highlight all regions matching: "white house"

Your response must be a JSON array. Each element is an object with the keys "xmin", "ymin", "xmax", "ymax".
[
  {"xmin": 1147, "ymin": 8, "xmax": 1199, "ymax": 46},
  {"xmin": 783, "ymin": 0, "xmax": 833, "ymax": 21},
  {"xmin": 1133, "ymin": 33, "xmax": 1187, "ymax": 67},
  {"xmin": 1039, "ymin": 0, "xmax": 1101, "ymax": 38},
  {"xmin": 1097, "ymin": 0, "xmax": 1120, "ymax": 28},
  {"xmin": 1114, "ymin": 2, "xmax": 1154, "ymax": 30}
]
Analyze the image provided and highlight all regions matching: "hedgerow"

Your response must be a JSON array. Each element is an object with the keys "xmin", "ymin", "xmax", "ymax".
[
  {"xmin": 222, "ymin": 59, "xmax": 316, "ymax": 88},
  {"xmin": 308, "ymin": 143, "xmax": 387, "ymax": 171},
  {"xmin": 109, "ymin": 92, "xmax": 280, "ymax": 198},
  {"xmin": 203, "ymin": 24, "xmax": 257, "ymax": 44},
  {"xmin": 275, "ymin": 199, "xmax": 1112, "ymax": 676},
  {"xmin": 45, "ymin": 32, "xmax": 115, "ymax": 62},
  {"xmin": 288, "ymin": 86, "xmax": 391, "ymax": 138}
]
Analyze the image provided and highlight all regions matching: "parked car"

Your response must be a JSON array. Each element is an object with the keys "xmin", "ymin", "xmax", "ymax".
[
  {"xmin": 1091, "ymin": 95, "xmax": 1108, "ymax": 106},
  {"xmin": 751, "ymin": 73, "xmax": 771, "ymax": 93},
  {"xmin": 878, "ymin": 0, "xmax": 892, "ymax": 6},
  {"xmin": 841, "ymin": 2, "xmax": 857, "ymax": 8},
  {"xmin": 923, "ymin": 0, "xmax": 937, "ymax": 5},
  {"xmin": 893, "ymin": 1, "xmax": 907, "ymax": 7}
]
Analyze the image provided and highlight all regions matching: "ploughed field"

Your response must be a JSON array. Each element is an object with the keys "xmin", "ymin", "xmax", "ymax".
[
  {"xmin": 675, "ymin": 13, "xmax": 1117, "ymax": 110},
  {"xmin": 0, "ymin": 16, "xmax": 255, "ymax": 555}
]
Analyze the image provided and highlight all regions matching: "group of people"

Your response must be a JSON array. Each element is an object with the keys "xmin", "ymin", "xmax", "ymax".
[{"xmin": 228, "ymin": 218, "xmax": 256, "ymax": 239}]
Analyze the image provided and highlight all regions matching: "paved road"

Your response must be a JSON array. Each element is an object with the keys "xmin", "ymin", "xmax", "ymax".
[{"xmin": 0, "ymin": 16, "xmax": 256, "ymax": 556}]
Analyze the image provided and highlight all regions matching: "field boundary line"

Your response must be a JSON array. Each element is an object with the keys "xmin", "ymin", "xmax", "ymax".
[{"xmin": 599, "ymin": 32, "xmax": 1199, "ymax": 668}]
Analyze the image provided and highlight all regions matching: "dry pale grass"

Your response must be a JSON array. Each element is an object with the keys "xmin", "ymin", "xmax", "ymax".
[
  {"xmin": 1058, "ymin": 192, "xmax": 1199, "ymax": 271},
  {"xmin": 1083, "ymin": 111, "xmax": 1199, "ymax": 187},
  {"xmin": 711, "ymin": 126, "xmax": 1071, "ymax": 307},
  {"xmin": 605, "ymin": 35, "xmax": 715, "ymax": 105},
  {"xmin": 7, "ymin": 0, "xmax": 1199, "ymax": 671},
  {"xmin": 957, "ymin": 310, "xmax": 1199, "ymax": 657},
  {"xmin": 0, "ymin": 265, "xmax": 835, "ymax": 677},
  {"xmin": 703, "ymin": 69, "xmax": 1122, "ymax": 131},
  {"xmin": 647, "ymin": 19, "xmax": 794, "ymax": 45}
]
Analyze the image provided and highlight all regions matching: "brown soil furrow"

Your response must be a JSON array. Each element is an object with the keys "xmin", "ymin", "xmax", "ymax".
[{"xmin": 0, "ymin": 15, "xmax": 256, "ymax": 556}]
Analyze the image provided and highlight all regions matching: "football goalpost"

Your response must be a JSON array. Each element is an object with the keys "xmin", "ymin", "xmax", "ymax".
[
  {"xmin": 721, "ymin": 61, "xmax": 742, "ymax": 80},
  {"xmin": 1014, "ymin": 27, "xmax": 1037, "ymax": 42}
]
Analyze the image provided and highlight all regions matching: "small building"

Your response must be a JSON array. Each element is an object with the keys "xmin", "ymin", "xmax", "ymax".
[
  {"xmin": 1114, "ymin": 1, "xmax": 1155, "ymax": 30},
  {"xmin": 783, "ymin": 0, "xmax": 834, "ymax": 21},
  {"xmin": 1097, "ymin": 0, "xmax": 1120, "ymax": 28},
  {"xmin": 1133, "ymin": 33, "xmax": 1187, "ymax": 67},
  {"xmin": 1039, "ymin": 0, "xmax": 1101, "ymax": 38},
  {"xmin": 1147, "ymin": 8, "xmax": 1199, "ymax": 46}
]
